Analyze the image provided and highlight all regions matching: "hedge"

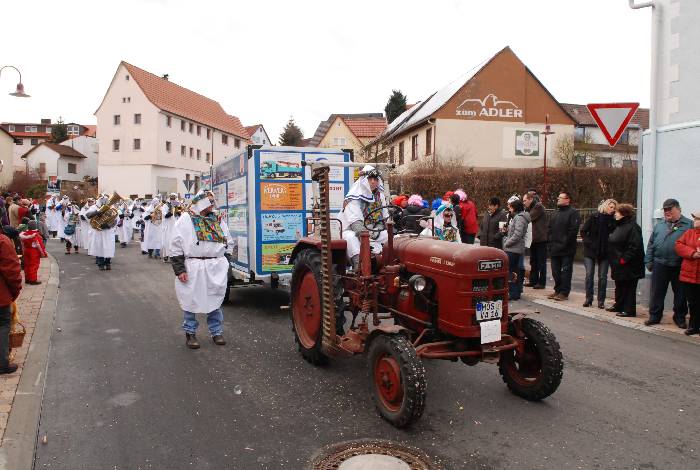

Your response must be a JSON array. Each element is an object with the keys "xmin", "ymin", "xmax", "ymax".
[{"xmin": 388, "ymin": 158, "xmax": 638, "ymax": 209}]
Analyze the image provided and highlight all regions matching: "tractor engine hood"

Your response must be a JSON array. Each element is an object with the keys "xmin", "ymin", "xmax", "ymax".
[{"xmin": 392, "ymin": 236, "xmax": 508, "ymax": 277}]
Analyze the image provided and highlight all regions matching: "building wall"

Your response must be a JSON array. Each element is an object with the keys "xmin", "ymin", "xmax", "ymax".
[
  {"xmin": 98, "ymin": 163, "xmax": 205, "ymax": 197},
  {"xmin": 318, "ymin": 117, "xmax": 365, "ymax": 159},
  {"xmin": 24, "ymin": 147, "xmax": 89, "ymax": 181},
  {"xmin": 250, "ymin": 127, "xmax": 271, "ymax": 146},
  {"xmin": 60, "ymin": 136, "xmax": 99, "ymax": 178},
  {"xmin": 11, "ymin": 136, "xmax": 48, "ymax": 172},
  {"xmin": 0, "ymin": 132, "xmax": 13, "ymax": 187}
]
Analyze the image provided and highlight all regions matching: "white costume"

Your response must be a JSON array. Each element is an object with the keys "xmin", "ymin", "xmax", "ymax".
[
  {"xmin": 54, "ymin": 196, "xmax": 69, "ymax": 236},
  {"xmin": 62, "ymin": 204, "xmax": 81, "ymax": 247},
  {"xmin": 46, "ymin": 197, "xmax": 61, "ymax": 233},
  {"xmin": 161, "ymin": 194, "xmax": 180, "ymax": 258},
  {"xmin": 117, "ymin": 200, "xmax": 135, "ymax": 245},
  {"xmin": 169, "ymin": 193, "xmax": 231, "ymax": 313},
  {"xmin": 79, "ymin": 202, "xmax": 93, "ymax": 252},
  {"xmin": 144, "ymin": 198, "xmax": 164, "ymax": 252},
  {"xmin": 420, "ymin": 204, "xmax": 462, "ymax": 242},
  {"xmin": 340, "ymin": 166, "xmax": 389, "ymax": 261},
  {"xmin": 86, "ymin": 195, "xmax": 116, "ymax": 260}
]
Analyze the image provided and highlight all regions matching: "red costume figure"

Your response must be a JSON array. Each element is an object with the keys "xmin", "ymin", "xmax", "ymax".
[{"xmin": 19, "ymin": 221, "xmax": 47, "ymax": 285}]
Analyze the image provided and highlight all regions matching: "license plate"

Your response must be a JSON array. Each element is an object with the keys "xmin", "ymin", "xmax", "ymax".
[{"xmin": 476, "ymin": 300, "xmax": 503, "ymax": 322}]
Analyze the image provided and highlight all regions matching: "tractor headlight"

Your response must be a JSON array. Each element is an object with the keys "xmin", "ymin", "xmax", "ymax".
[{"xmin": 409, "ymin": 275, "xmax": 427, "ymax": 293}]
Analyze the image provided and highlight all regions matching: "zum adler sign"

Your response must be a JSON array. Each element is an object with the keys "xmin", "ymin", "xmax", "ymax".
[{"xmin": 455, "ymin": 93, "xmax": 523, "ymax": 119}]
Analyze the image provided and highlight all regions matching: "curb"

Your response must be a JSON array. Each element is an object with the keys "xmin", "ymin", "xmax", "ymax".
[
  {"xmin": 525, "ymin": 295, "xmax": 700, "ymax": 345},
  {"xmin": 0, "ymin": 253, "xmax": 59, "ymax": 470}
]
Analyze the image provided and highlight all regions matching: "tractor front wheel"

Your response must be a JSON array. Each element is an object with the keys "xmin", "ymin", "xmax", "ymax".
[
  {"xmin": 499, "ymin": 318, "xmax": 563, "ymax": 401},
  {"xmin": 368, "ymin": 335, "xmax": 426, "ymax": 428},
  {"xmin": 290, "ymin": 249, "xmax": 328, "ymax": 365}
]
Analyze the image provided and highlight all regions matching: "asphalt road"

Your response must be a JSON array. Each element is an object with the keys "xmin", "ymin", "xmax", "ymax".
[{"xmin": 34, "ymin": 240, "xmax": 700, "ymax": 469}]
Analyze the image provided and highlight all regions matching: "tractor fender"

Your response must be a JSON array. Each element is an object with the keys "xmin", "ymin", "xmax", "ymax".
[
  {"xmin": 289, "ymin": 238, "xmax": 348, "ymax": 266},
  {"xmin": 365, "ymin": 325, "xmax": 412, "ymax": 351},
  {"xmin": 289, "ymin": 240, "xmax": 320, "ymax": 265}
]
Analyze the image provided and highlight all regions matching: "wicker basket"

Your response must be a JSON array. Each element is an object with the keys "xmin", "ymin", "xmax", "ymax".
[{"xmin": 9, "ymin": 322, "xmax": 26, "ymax": 349}]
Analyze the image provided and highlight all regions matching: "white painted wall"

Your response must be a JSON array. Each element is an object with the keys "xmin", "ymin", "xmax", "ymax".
[
  {"xmin": 11, "ymin": 136, "xmax": 48, "ymax": 173},
  {"xmin": 0, "ymin": 132, "xmax": 13, "ymax": 186},
  {"xmin": 24, "ymin": 146, "xmax": 89, "ymax": 181},
  {"xmin": 249, "ymin": 126, "xmax": 272, "ymax": 146},
  {"xmin": 60, "ymin": 136, "xmax": 99, "ymax": 178},
  {"xmin": 98, "ymin": 163, "xmax": 207, "ymax": 197}
]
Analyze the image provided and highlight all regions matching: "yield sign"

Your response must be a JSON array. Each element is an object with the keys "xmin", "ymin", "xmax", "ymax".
[
  {"xmin": 586, "ymin": 103, "xmax": 640, "ymax": 147},
  {"xmin": 182, "ymin": 179, "xmax": 194, "ymax": 191}
]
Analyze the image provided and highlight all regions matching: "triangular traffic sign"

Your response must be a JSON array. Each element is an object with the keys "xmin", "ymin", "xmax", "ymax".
[{"xmin": 586, "ymin": 103, "xmax": 640, "ymax": 147}]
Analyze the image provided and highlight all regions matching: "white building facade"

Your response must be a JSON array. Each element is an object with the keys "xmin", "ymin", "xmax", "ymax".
[
  {"xmin": 246, "ymin": 125, "xmax": 272, "ymax": 146},
  {"xmin": 0, "ymin": 128, "xmax": 13, "ymax": 187},
  {"xmin": 95, "ymin": 62, "xmax": 249, "ymax": 197},
  {"xmin": 22, "ymin": 143, "xmax": 90, "ymax": 182}
]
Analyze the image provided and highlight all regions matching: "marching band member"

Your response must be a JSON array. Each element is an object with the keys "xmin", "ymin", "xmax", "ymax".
[
  {"xmin": 136, "ymin": 200, "xmax": 149, "ymax": 254},
  {"xmin": 169, "ymin": 189, "xmax": 230, "ymax": 349},
  {"xmin": 117, "ymin": 199, "xmax": 135, "ymax": 248},
  {"xmin": 55, "ymin": 196, "xmax": 69, "ymax": 240},
  {"xmin": 143, "ymin": 196, "xmax": 163, "ymax": 259},
  {"xmin": 79, "ymin": 198, "xmax": 94, "ymax": 254},
  {"xmin": 161, "ymin": 193, "xmax": 180, "ymax": 262},
  {"xmin": 340, "ymin": 165, "xmax": 389, "ymax": 271},
  {"xmin": 45, "ymin": 196, "xmax": 60, "ymax": 238},
  {"xmin": 62, "ymin": 201, "xmax": 81, "ymax": 254},
  {"xmin": 85, "ymin": 194, "xmax": 117, "ymax": 271}
]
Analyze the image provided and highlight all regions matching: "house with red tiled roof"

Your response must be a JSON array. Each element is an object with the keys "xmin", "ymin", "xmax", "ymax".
[
  {"xmin": 561, "ymin": 103, "xmax": 648, "ymax": 168},
  {"xmin": 244, "ymin": 124, "xmax": 272, "ymax": 146},
  {"xmin": 308, "ymin": 113, "xmax": 387, "ymax": 162},
  {"xmin": 20, "ymin": 142, "xmax": 92, "ymax": 184},
  {"xmin": 0, "ymin": 119, "xmax": 94, "ymax": 176},
  {"xmin": 95, "ymin": 61, "xmax": 250, "ymax": 196}
]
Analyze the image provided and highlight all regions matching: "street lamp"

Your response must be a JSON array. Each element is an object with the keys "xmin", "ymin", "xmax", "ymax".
[
  {"xmin": 0, "ymin": 65, "xmax": 30, "ymax": 97},
  {"xmin": 542, "ymin": 114, "xmax": 555, "ymax": 206}
]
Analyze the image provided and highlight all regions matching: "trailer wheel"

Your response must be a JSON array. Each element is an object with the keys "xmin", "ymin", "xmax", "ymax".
[
  {"xmin": 499, "ymin": 318, "xmax": 563, "ymax": 401},
  {"xmin": 290, "ymin": 248, "xmax": 349, "ymax": 365},
  {"xmin": 368, "ymin": 335, "xmax": 426, "ymax": 428}
]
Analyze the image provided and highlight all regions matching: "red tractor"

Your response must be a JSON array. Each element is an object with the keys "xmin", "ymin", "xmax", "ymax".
[{"xmin": 290, "ymin": 162, "xmax": 563, "ymax": 428}]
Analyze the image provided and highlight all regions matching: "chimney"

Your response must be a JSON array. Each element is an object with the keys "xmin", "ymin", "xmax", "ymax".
[
  {"xmin": 41, "ymin": 118, "xmax": 52, "ymax": 124},
  {"xmin": 162, "ymin": 74, "xmax": 169, "ymax": 80}
]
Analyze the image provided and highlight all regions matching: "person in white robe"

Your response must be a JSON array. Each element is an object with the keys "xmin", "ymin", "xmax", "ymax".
[
  {"xmin": 161, "ymin": 193, "xmax": 180, "ymax": 262},
  {"xmin": 117, "ymin": 200, "xmax": 135, "ymax": 247},
  {"xmin": 79, "ymin": 198, "xmax": 94, "ymax": 254},
  {"xmin": 143, "ymin": 197, "xmax": 163, "ymax": 258},
  {"xmin": 54, "ymin": 196, "xmax": 69, "ymax": 240},
  {"xmin": 339, "ymin": 165, "xmax": 389, "ymax": 271},
  {"xmin": 134, "ymin": 200, "xmax": 148, "ymax": 254},
  {"xmin": 169, "ymin": 190, "xmax": 230, "ymax": 349},
  {"xmin": 45, "ymin": 196, "xmax": 60, "ymax": 237},
  {"xmin": 85, "ymin": 194, "xmax": 117, "ymax": 271},
  {"xmin": 62, "ymin": 202, "xmax": 81, "ymax": 254}
]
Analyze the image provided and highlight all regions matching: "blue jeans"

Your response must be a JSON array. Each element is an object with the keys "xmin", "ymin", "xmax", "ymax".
[
  {"xmin": 584, "ymin": 257, "xmax": 609, "ymax": 303},
  {"xmin": 182, "ymin": 308, "xmax": 223, "ymax": 336},
  {"xmin": 507, "ymin": 251, "xmax": 522, "ymax": 300}
]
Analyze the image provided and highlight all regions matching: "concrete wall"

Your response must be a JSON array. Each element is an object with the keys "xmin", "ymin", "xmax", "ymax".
[
  {"xmin": 0, "ymin": 131, "xmax": 13, "ymax": 187},
  {"xmin": 60, "ymin": 136, "xmax": 99, "ymax": 178},
  {"xmin": 99, "ymin": 163, "xmax": 208, "ymax": 197}
]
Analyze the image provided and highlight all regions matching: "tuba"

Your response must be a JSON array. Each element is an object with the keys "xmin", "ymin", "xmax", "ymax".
[
  {"xmin": 150, "ymin": 202, "xmax": 164, "ymax": 225},
  {"xmin": 90, "ymin": 192, "xmax": 123, "ymax": 230}
]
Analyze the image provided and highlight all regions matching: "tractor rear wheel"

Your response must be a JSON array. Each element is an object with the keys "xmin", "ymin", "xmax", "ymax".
[
  {"xmin": 499, "ymin": 318, "xmax": 563, "ymax": 401},
  {"xmin": 290, "ymin": 248, "xmax": 328, "ymax": 365},
  {"xmin": 368, "ymin": 335, "xmax": 426, "ymax": 428}
]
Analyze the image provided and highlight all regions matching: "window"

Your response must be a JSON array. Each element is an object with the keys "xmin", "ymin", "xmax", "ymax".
[
  {"xmin": 197, "ymin": 125, "xmax": 201, "ymax": 136},
  {"xmin": 194, "ymin": 176, "xmax": 200, "ymax": 192},
  {"xmin": 166, "ymin": 115, "xmax": 172, "ymax": 127},
  {"xmin": 595, "ymin": 157, "xmax": 612, "ymax": 168},
  {"xmin": 133, "ymin": 138, "xmax": 141, "ymax": 150},
  {"xmin": 332, "ymin": 137, "xmax": 347, "ymax": 146},
  {"xmin": 253, "ymin": 136, "xmax": 261, "ymax": 144},
  {"xmin": 15, "ymin": 138, "xmax": 23, "ymax": 145},
  {"xmin": 67, "ymin": 163, "xmax": 77, "ymax": 174},
  {"xmin": 67, "ymin": 125, "xmax": 79, "ymax": 135},
  {"xmin": 134, "ymin": 114, "xmax": 141, "ymax": 125},
  {"xmin": 181, "ymin": 120, "xmax": 186, "ymax": 132},
  {"xmin": 389, "ymin": 146, "xmax": 395, "ymax": 164},
  {"xmin": 206, "ymin": 152, "xmax": 211, "ymax": 163},
  {"xmin": 411, "ymin": 135, "xmax": 418, "ymax": 160},
  {"xmin": 234, "ymin": 138, "xmax": 240, "ymax": 149},
  {"xmin": 189, "ymin": 123, "xmax": 194, "ymax": 133},
  {"xmin": 166, "ymin": 141, "xmax": 172, "ymax": 153},
  {"xmin": 189, "ymin": 147, "xmax": 193, "ymax": 158},
  {"xmin": 8, "ymin": 125, "xmax": 14, "ymax": 132},
  {"xmin": 113, "ymin": 139, "xmax": 120, "ymax": 151},
  {"xmin": 114, "ymin": 115, "xmax": 121, "ymax": 125},
  {"xmin": 196, "ymin": 149, "xmax": 201, "ymax": 160},
  {"xmin": 181, "ymin": 145, "xmax": 186, "ymax": 157},
  {"xmin": 24, "ymin": 126, "xmax": 30, "ymax": 132},
  {"xmin": 425, "ymin": 128, "xmax": 432, "ymax": 155},
  {"xmin": 125, "ymin": 74, "xmax": 130, "ymax": 81},
  {"xmin": 398, "ymin": 142, "xmax": 404, "ymax": 165},
  {"xmin": 31, "ymin": 138, "xmax": 38, "ymax": 146},
  {"xmin": 206, "ymin": 128, "xmax": 211, "ymax": 140},
  {"xmin": 38, "ymin": 163, "xmax": 46, "ymax": 175},
  {"xmin": 45, "ymin": 126, "xmax": 52, "ymax": 134},
  {"xmin": 222, "ymin": 134, "xmax": 228, "ymax": 145},
  {"xmin": 574, "ymin": 126, "xmax": 586, "ymax": 142},
  {"xmin": 619, "ymin": 130, "xmax": 630, "ymax": 145}
]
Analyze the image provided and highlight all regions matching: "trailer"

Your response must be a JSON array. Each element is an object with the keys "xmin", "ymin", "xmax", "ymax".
[{"xmin": 211, "ymin": 145, "xmax": 352, "ymax": 297}]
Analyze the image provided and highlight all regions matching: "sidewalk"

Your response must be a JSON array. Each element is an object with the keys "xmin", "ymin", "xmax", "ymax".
[
  {"xmin": 522, "ymin": 259, "xmax": 699, "ymax": 342},
  {"xmin": 0, "ymin": 253, "xmax": 58, "ymax": 467}
]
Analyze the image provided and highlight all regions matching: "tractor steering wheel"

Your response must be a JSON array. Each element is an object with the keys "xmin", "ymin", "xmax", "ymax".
[{"xmin": 363, "ymin": 205, "xmax": 404, "ymax": 234}]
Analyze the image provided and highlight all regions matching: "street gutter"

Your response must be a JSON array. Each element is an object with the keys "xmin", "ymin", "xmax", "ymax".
[{"xmin": 0, "ymin": 254, "xmax": 59, "ymax": 470}]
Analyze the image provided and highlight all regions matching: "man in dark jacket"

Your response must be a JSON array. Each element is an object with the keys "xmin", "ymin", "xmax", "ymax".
[
  {"xmin": 478, "ymin": 197, "xmax": 508, "ymax": 249},
  {"xmin": 524, "ymin": 190, "xmax": 547, "ymax": 289},
  {"xmin": 547, "ymin": 191, "xmax": 581, "ymax": 301},
  {"xmin": 643, "ymin": 198, "xmax": 693, "ymax": 327},
  {"xmin": 0, "ymin": 225, "xmax": 23, "ymax": 374},
  {"xmin": 608, "ymin": 204, "xmax": 645, "ymax": 317}
]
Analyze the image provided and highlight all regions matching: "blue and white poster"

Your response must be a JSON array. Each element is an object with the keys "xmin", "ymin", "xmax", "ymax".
[{"xmin": 260, "ymin": 213, "xmax": 304, "ymax": 242}]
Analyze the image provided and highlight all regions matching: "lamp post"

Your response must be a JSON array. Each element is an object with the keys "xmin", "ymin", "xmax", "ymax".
[
  {"xmin": 542, "ymin": 114, "xmax": 555, "ymax": 206},
  {"xmin": 0, "ymin": 65, "xmax": 30, "ymax": 97}
]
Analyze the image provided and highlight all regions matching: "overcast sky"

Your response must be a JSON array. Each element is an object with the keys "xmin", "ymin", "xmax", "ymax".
[{"xmin": 0, "ymin": 0, "xmax": 651, "ymax": 141}]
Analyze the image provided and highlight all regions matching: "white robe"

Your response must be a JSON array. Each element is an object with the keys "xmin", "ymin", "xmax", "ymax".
[
  {"xmin": 62, "ymin": 208, "xmax": 80, "ymax": 246},
  {"xmin": 117, "ymin": 210, "xmax": 134, "ymax": 244},
  {"xmin": 161, "ymin": 205, "xmax": 178, "ymax": 257},
  {"xmin": 86, "ymin": 204, "xmax": 116, "ymax": 258},
  {"xmin": 78, "ymin": 206, "xmax": 92, "ymax": 251},
  {"xmin": 47, "ymin": 207, "xmax": 61, "ymax": 232},
  {"xmin": 144, "ymin": 206, "xmax": 163, "ymax": 251},
  {"xmin": 339, "ymin": 198, "xmax": 388, "ymax": 259},
  {"xmin": 169, "ymin": 213, "xmax": 230, "ymax": 313}
]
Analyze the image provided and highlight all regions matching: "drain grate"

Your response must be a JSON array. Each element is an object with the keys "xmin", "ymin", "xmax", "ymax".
[{"xmin": 311, "ymin": 439, "xmax": 436, "ymax": 470}]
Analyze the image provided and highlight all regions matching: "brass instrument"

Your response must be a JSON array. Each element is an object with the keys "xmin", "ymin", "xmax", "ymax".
[
  {"xmin": 89, "ymin": 192, "xmax": 123, "ymax": 230},
  {"xmin": 150, "ymin": 202, "xmax": 164, "ymax": 225}
]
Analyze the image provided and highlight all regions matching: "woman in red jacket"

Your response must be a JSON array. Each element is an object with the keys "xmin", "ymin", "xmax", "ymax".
[{"xmin": 675, "ymin": 209, "xmax": 700, "ymax": 335}]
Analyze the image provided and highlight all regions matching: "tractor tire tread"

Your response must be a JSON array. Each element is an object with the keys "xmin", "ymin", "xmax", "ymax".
[{"xmin": 290, "ymin": 249, "xmax": 328, "ymax": 366}]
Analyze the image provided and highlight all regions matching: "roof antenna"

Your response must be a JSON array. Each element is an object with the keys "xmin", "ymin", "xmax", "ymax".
[{"xmin": 162, "ymin": 74, "xmax": 169, "ymax": 80}]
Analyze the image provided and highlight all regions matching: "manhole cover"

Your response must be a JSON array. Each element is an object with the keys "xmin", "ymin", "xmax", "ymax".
[{"xmin": 310, "ymin": 439, "xmax": 436, "ymax": 470}]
